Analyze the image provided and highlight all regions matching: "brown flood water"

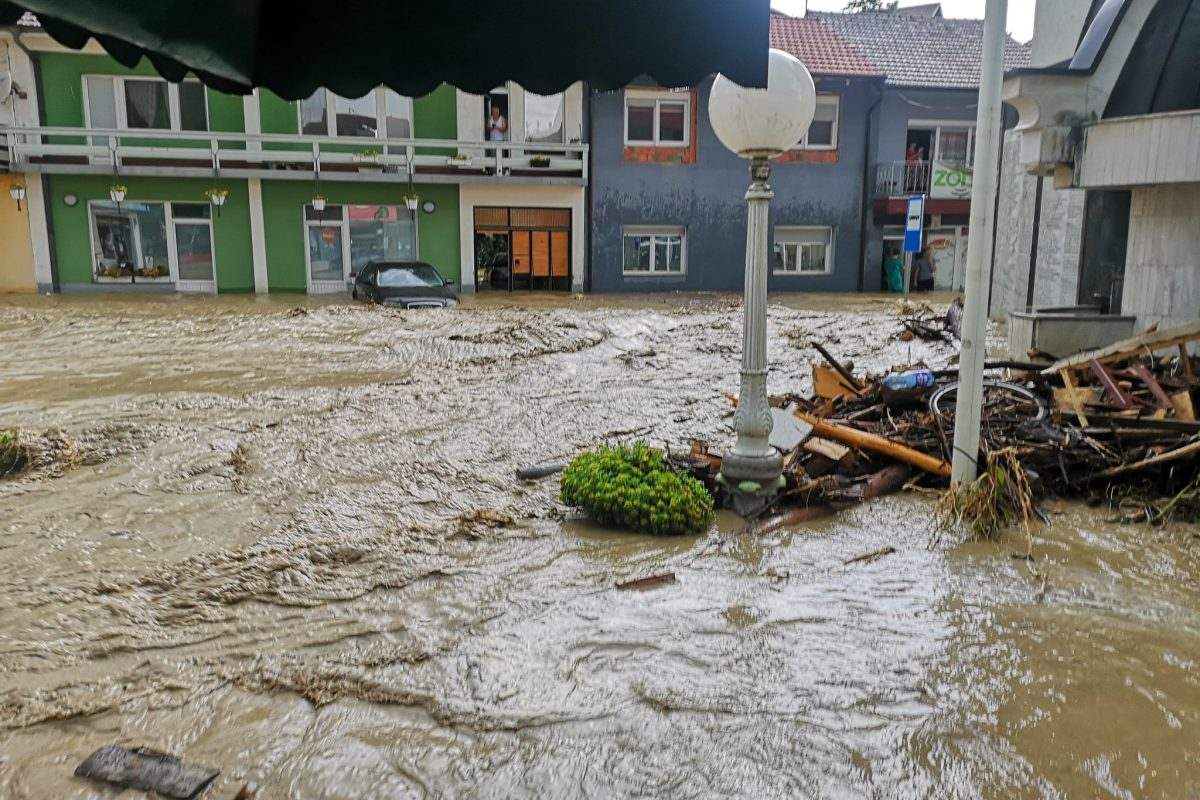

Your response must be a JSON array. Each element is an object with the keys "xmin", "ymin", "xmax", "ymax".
[{"xmin": 0, "ymin": 291, "xmax": 1197, "ymax": 799}]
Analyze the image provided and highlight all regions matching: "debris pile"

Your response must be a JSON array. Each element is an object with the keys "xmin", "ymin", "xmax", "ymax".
[{"xmin": 672, "ymin": 320, "xmax": 1200, "ymax": 532}]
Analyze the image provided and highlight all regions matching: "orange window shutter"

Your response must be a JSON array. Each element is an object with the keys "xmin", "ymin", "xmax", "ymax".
[
  {"xmin": 550, "ymin": 231, "xmax": 569, "ymax": 277},
  {"xmin": 532, "ymin": 231, "xmax": 550, "ymax": 277},
  {"xmin": 512, "ymin": 231, "xmax": 531, "ymax": 274}
]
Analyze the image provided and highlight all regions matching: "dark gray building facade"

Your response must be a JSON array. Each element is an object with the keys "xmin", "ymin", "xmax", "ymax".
[{"xmin": 589, "ymin": 73, "xmax": 883, "ymax": 293}]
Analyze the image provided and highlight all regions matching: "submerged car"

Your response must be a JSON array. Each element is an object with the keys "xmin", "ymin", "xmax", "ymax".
[{"xmin": 351, "ymin": 261, "xmax": 458, "ymax": 309}]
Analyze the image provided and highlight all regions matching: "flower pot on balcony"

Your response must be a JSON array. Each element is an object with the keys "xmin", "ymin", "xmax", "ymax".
[
  {"xmin": 404, "ymin": 195, "xmax": 419, "ymax": 212},
  {"xmin": 109, "ymin": 185, "xmax": 127, "ymax": 203},
  {"xmin": 529, "ymin": 156, "xmax": 552, "ymax": 168},
  {"xmin": 311, "ymin": 195, "xmax": 327, "ymax": 212}
]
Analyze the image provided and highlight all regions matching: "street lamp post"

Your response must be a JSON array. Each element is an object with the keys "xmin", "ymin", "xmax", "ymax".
[{"xmin": 709, "ymin": 49, "xmax": 816, "ymax": 513}]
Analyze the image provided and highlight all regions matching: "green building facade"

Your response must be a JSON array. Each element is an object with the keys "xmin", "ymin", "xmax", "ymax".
[{"xmin": 4, "ymin": 29, "xmax": 589, "ymax": 296}]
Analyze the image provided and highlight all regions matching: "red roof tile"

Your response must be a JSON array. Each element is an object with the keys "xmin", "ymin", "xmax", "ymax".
[{"xmin": 769, "ymin": 14, "xmax": 883, "ymax": 79}]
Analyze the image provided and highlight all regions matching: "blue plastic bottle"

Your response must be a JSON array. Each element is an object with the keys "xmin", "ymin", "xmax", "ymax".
[{"xmin": 882, "ymin": 369, "xmax": 935, "ymax": 392}]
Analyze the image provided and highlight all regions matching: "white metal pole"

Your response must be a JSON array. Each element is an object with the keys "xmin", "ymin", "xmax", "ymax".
[{"xmin": 951, "ymin": 0, "xmax": 1008, "ymax": 482}]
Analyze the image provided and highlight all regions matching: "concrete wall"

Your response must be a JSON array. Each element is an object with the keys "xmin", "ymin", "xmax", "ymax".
[
  {"xmin": 0, "ymin": 175, "xmax": 36, "ymax": 293},
  {"xmin": 1122, "ymin": 183, "xmax": 1200, "ymax": 330},
  {"xmin": 1030, "ymin": 0, "xmax": 1094, "ymax": 68},
  {"xmin": 990, "ymin": 130, "xmax": 1086, "ymax": 319},
  {"xmin": 990, "ymin": 131, "xmax": 1038, "ymax": 316},
  {"xmin": 590, "ymin": 76, "xmax": 879, "ymax": 292}
]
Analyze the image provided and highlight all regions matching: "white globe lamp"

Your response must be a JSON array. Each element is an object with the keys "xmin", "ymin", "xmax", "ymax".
[
  {"xmin": 710, "ymin": 49, "xmax": 817, "ymax": 513},
  {"xmin": 709, "ymin": 49, "xmax": 816, "ymax": 159}
]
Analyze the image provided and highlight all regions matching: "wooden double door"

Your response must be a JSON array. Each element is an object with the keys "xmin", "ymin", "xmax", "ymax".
[{"xmin": 474, "ymin": 206, "xmax": 571, "ymax": 291}]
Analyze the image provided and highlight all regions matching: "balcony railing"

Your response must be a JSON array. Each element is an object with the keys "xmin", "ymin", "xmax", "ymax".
[
  {"xmin": 874, "ymin": 159, "xmax": 977, "ymax": 198},
  {"xmin": 875, "ymin": 160, "xmax": 932, "ymax": 197},
  {"xmin": 0, "ymin": 126, "xmax": 588, "ymax": 184}
]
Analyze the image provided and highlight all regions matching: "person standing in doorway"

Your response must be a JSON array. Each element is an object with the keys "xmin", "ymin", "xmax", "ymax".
[
  {"xmin": 487, "ymin": 105, "xmax": 508, "ymax": 142},
  {"xmin": 884, "ymin": 246, "xmax": 905, "ymax": 293},
  {"xmin": 913, "ymin": 246, "xmax": 935, "ymax": 291}
]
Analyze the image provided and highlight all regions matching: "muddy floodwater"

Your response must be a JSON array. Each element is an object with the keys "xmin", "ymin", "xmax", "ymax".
[{"xmin": 1, "ymin": 292, "xmax": 1198, "ymax": 799}]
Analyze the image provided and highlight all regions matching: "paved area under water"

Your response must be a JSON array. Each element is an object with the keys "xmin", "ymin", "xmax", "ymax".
[{"xmin": 0, "ymin": 292, "xmax": 1197, "ymax": 799}]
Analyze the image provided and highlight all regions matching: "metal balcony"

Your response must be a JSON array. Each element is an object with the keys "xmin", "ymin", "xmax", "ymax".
[
  {"xmin": 874, "ymin": 160, "xmax": 931, "ymax": 197},
  {"xmin": 0, "ymin": 126, "xmax": 589, "ymax": 186}
]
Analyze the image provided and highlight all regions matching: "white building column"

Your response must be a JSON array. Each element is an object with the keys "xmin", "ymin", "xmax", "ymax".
[
  {"xmin": 242, "ymin": 91, "xmax": 270, "ymax": 293},
  {"xmin": 247, "ymin": 177, "xmax": 269, "ymax": 294},
  {"xmin": 24, "ymin": 174, "xmax": 54, "ymax": 292}
]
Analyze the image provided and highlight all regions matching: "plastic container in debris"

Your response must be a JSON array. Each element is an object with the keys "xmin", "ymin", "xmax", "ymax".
[{"xmin": 881, "ymin": 369, "xmax": 935, "ymax": 407}]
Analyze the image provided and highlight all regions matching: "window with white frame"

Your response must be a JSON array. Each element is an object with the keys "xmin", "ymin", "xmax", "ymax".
[
  {"xmin": 772, "ymin": 227, "xmax": 833, "ymax": 275},
  {"xmin": 622, "ymin": 226, "xmax": 686, "ymax": 275},
  {"xmin": 624, "ymin": 90, "xmax": 689, "ymax": 147},
  {"xmin": 298, "ymin": 88, "xmax": 414, "ymax": 139},
  {"xmin": 84, "ymin": 75, "xmax": 209, "ymax": 132},
  {"xmin": 794, "ymin": 95, "xmax": 839, "ymax": 150}
]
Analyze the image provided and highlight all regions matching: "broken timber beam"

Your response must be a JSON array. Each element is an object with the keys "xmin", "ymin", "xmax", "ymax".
[
  {"xmin": 1088, "ymin": 359, "xmax": 1134, "ymax": 409},
  {"xmin": 1042, "ymin": 320, "xmax": 1200, "ymax": 376},
  {"xmin": 1128, "ymin": 365, "xmax": 1173, "ymax": 410},
  {"xmin": 1095, "ymin": 437, "xmax": 1200, "ymax": 479},
  {"xmin": 793, "ymin": 410, "xmax": 952, "ymax": 479}
]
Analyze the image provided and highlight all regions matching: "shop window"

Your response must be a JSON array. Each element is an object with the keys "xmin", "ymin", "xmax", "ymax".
[
  {"xmin": 90, "ymin": 200, "xmax": 170, "ymax": 281},
  {"xmin": 303, "ymin": 203, "xmax": 418, "ymax": 288},
  {"xmin": 622, "ymin": 226, "xmax": 686, "ymax": 275},
  {"xmin": 773, "ymin": 226, "xmax": 833, "ymax": 275}
]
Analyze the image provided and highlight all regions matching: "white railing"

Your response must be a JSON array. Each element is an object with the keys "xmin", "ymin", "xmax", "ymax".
[
  {"xmin": 0, "ymin": 126, "xmax": 588, "ymax": 183},
  {"xmin": 875, "ymin": 160, "xmax": 932, "ymax": 196}
]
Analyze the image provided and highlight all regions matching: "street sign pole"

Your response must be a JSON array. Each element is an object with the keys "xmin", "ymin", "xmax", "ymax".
[
  {"xmin": 951, "ymin": 0, "xmax": 1008, "ymax": 483},
  {"xmin": 903, "ymin": 194, "xmax": 925, "ymax": 298}
]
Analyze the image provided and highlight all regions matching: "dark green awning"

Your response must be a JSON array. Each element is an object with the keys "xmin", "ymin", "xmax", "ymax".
[{"xmin": 0, "ymin": 0, "xmax": 769, "ymax": 98}]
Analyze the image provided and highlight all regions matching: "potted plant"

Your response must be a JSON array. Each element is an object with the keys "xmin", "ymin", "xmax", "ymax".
[
  {"xmin": 204, "ymin": 187, "xmax": 229, "ymax": 216},
  {"xmin": 109, "ymin": 184, "xmax": 127, "ymax": 203},
  {"xmin": 354, "ymin": 147, "xmax": 384, "ymax": 172},
  {"xmin": 311, "ymin": 193, "xmax": 327, "ymax": 212},
  {"xmin": 447, "ymin": 152, "xmax": 473, "ymax": 167},
  {"xmin": 529, "ymin": 155, "xmax": 552, "ymax": 168},
  {"xmin": 403, "ymin": 194, "xmax": 419, "ymax": 212}
]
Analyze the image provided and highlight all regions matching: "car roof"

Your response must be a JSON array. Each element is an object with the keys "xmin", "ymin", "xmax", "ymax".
[{"xmin": 370, "ymin": 260, "xmax": 436, "ymax": 270}]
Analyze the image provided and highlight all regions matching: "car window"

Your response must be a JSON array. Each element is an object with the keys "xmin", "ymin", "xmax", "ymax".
[{"xmin": 377, "ymin": 265, "xmax": 445, "ymax": 288}]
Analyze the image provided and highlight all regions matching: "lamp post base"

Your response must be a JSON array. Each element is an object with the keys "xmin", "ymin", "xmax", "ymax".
[{"xmin": 717, "ymin": 156, "xmax": 785, "ymax": 517}]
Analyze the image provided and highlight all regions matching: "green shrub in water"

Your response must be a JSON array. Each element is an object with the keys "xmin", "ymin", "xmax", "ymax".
[
  {"xmin": 560, "ymin": 442, "xmax": 714, "ymax": 535},
  {"xmin": 0, "ymin": 429, "xmax": 28, "ymax": 477}
]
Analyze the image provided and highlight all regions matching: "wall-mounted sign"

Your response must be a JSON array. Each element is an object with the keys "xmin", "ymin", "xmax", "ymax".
[
  {"xmin": 903, "ymin": 195, "xmax": 925, "ymax": 254},
  {"xmin": 931, "ymin": 160, "xmax": 973, "ymax": 199}
]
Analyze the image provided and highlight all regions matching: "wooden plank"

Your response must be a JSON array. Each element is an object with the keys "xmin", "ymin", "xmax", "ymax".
[
  {"xmin": 1096, "ymin": 438, "xmax": 1200, "ymax": 479},
  {"xmin": 1172, "ymin": 390, "xmax": 1196, "ymax": 422},
  {"xmin": 802, "ymin": 436, "xmax": 851, "ymax": 463},
  {"xmin": 1129, "ymin": 365, "xmax": 1173, "ymax": 410},
  {"xmin": 1059, "ymin": 368, "xmax": 1090, "ymax": 427},
  {"xmin": 812, "ymin": 364, "xmax": 859, "ymax": 401},
  {"xmin": 1088, "ymin": 359, "xmax": 1134, "ymax": 409},
  {"xmin": 1041, "ymin": 320, "xmax": 1200, "ymax": 375},
  {"xmin": 1180, "ymin": 344, "xmax": 1195, "ymax": 380},
  {"xmin": 793, "ymin": 410, "xmax": 952, "ymax": 479},
  {"xmin": 1053, "ymin": 385, "xmax": 1099, "ymax": 413}
]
